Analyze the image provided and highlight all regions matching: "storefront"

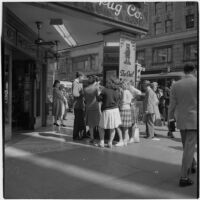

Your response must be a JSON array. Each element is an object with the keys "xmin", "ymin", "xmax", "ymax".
[
  {"xmin": 2, "ymin": 7, "xmax": 49, "ymax": 141},
  {"xmin": 2, "ymin": 2, "xmax": 149, "ymax": 141}
]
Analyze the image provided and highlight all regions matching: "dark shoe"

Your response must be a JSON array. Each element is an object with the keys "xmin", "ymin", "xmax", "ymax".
[
  {"xmin": 61, "ymin": 124, "xmax": 67, "ymax": 127},
  {"xmin": 82, "ymin": 135, "xmax": 90, "ymax": 139},
  {"xmin": 53, "ymin": 123, "xmax": 59, "ymax": 127},
  {"xmin": 168, "ymin": 131, "xmax": 175, "ymax": 138},
  {"xmin": 179, "ymin": 178, "xmax": 193, "ymax": 187},
  {"xmin": 191, "ymin": 167, "xmax": 196, "ymax": 174}
]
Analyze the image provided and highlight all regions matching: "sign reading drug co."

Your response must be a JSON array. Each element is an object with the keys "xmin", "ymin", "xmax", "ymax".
[
  {"xmin": 98, "ymin": 2, "xmax": 143, "ymax": 19},
  {"xmin": 59, "ymin": 2, "xmax": 149, "ymax": 32}
]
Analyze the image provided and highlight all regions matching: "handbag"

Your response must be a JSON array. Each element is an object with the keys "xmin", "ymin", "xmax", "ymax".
[
  {"xmin": 133, "ymin": 124, "xmax": 140, "ymax": 143},
  {"xmin": 169, "ymin": 121, "xmax": 176, "ymax": 132}
]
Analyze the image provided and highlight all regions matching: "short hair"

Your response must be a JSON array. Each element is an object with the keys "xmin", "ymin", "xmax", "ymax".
[
  {"xmin": 76, "ymin": 71, "xmax": 84, "ymax": 78},
  {"xmin": 88, "ymin": 75, "xmax": 96, "ymax": 85},
  {"xmin": 95, "ymin": 76, "xmax": 100, "ymax": 83},
  {"xmin": 184, "ymin": 62, "xmax": 195, "ymax": 74},
  {"xmin": 53, "ymin": 80, "xmax": 60, "ymax": 87}
]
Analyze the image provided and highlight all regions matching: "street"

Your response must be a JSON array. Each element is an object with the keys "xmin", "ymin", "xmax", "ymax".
[{"xmin": 4, "ymin": 113, "xmax": 197, "ymax": 199}]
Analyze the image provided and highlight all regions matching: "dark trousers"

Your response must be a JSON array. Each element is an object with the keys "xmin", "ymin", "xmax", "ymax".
[
  {"xmin": 145, "ymin": 114, "xmax": 155, "ymax": 138},
  {"xmin": 180, "ymin": 130, "xmax": 197, "ymax": 177},
  {"xmin": 73, "ymin": 109, "xmax": 86, "ymax": 139}
]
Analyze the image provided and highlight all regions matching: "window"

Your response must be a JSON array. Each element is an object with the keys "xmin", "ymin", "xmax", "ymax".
[
  {"xmin": 186, "ymin": 2, "xmax": 195, "ymax": 6},
  {"xmin": 186, "ymin": 14, "xmax": 195, "ymax": 29},
  {"xmin": 72, "ymin": 54, "xmax": 98, "ymax": 72},
  {"xmin": 136, "ymin": 50, "xmax": 145, "ymax": 66},
  {"xmin": 154, "ymin": 22, "xmax": 162, "ymax": 35},
  {"xmin": 166, "ymin": 2, "xmax": 173, "ymax": 12},
  {"xmin": 184, "ymin": 43, "xmax": 197, "ymax": 61},
  {"xmin": 91, "ymin": 55, "xmax": 98, "ymax": 70},
  {"xmin": 153, "ymin": 46, "xmax": 172, "ymax": 64},
  {"xmin": 165, "ymin": 20, "xmax": 173, "ymax": 33},
  {"xmin": 155, "ymin": 2, "xmax": 162, "ymax": 16}
]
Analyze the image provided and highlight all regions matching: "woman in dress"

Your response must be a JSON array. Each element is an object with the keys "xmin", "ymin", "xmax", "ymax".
[
  {"xmin": 59, "ymin": 84, "xmax": 68, "ymax": 126},
  {"xmin": 52, "ymin": 80, "xmax": 66, "ymax": 127},
  {"xmin": 127, "ymin": 81, "xmax": 142, "ymax": 143},
  {"xmin": 119, "ymin": 81, "xmax": 133, "ymax": 146},
  {"xmin": 98, "ymin": 79, "xmax": 121, "ymax": 148},
  {"xmin": 84, "ymin": 75, "xmax": 101, "ymax": 145}
]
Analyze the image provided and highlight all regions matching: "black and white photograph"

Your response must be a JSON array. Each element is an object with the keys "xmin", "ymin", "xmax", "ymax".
[{"xmin": 2, "ymin": 1, "xmax": 198, "ymax": 199}]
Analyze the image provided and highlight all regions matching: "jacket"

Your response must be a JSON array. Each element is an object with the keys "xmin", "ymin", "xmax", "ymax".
[
  {"xmin": 143, "ymin": 87, "xmax": 158, "ymax": 114},
  {"xmin": 168, "ymin": 74, "xmax": 197, "ymax": 130}
]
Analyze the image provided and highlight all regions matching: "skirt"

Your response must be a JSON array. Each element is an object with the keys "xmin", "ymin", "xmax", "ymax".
[
  {"xmin": 99, "ymin": 108, "xmax": 121, "ymax": 129},
  {"xmin": 120, "ymin": 109, "xmax": 132, "ymax": 128},
  {"xmin": 86, "ymin": 109, "xmax": 101, "ymax": 127}
]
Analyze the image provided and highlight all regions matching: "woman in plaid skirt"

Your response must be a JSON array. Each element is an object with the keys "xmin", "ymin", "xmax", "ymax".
[
  {"xmin": 128, "ymin": 81, "xmax": 142, "ymax": 143},
  {"xmin": 119, "ymin": 81, "xmax": 133, "ymax": 146}
]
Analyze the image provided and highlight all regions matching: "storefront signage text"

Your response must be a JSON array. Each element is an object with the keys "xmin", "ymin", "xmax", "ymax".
[
  {"xmin": 120, "ymin": 70, "xmax": 135, "ymax": 77},
  {"xmin": 98, "ymin": 2, "xmax": 143, "ymax": 19}
]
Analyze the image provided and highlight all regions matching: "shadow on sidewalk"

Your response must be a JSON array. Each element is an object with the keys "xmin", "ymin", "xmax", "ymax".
[{"xmin": 4, "ymin": 132, "xmax": 198, "ymax": 199}]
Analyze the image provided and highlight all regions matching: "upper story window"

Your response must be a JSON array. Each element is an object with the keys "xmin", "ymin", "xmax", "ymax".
[
  {"xmin": 136, "ymin": 50, "xmax": 145, "ymax": 66},
  {"xmin": 155, "ymin": 2, "xmax": 162, "ymax": 16},
  {"xmin": 165, "ymin": 20, "xmax": 173, "ymax": 33},
  {"xmin": 184, "ymin": 43, "xmax": 197, "ymax": 61},
  {"xmin": 154, "ymin": 22, "xmax": 162, "ymax": 35},
  {"xmin": 153, "ymin": 46, "xmax": 172, "ymax": 64},
  {"xmin": 186, "ymin": 2, "xmax": 195, "ymax": 6},
  {"xmin": 186, "ymin": 14, "xmax": 195, "ymax": 29},
  {"xmin": 166, "ymin": 2, "xmax": 173, "ymax": 12}
]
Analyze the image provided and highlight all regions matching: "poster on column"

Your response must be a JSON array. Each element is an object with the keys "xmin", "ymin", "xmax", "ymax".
[{"xmin": 119, "ymin": 37, "xmax": 136, "ymax": 83}]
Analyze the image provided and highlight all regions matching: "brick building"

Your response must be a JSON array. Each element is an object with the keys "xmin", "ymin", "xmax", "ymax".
[{"xmin": 136, "ymin": 2, "xmax": 198, "ymax": 74}]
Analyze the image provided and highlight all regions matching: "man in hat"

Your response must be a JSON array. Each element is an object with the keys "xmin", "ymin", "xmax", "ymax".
[
  {"xmin": 168, "ymin": 62, "xmax": 197, "ymax": 187},
  {"xmin": 143, "ymin": 80, "xmax": 159, "ymax": 140}
]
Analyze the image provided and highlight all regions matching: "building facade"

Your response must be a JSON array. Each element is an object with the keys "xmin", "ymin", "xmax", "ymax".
[
  {"xmin": 136, "ymin": 2, "xmax": 198, "ymax": 74},
  {"xmin": 55, "ymin": 41, "xmax": 104, "ymax": 81},
  {"xmin": 3, "ymin": 7, "xmax": 50, "ymax": 141}
]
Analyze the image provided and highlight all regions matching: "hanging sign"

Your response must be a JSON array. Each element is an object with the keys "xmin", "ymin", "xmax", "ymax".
[
  {"xmin": 119, "ymin": 37, "xmax": 136, "ymax": 82},
  {"xmin": 58, "ymin": 2, "xmax": 149, "ymax": 32}
]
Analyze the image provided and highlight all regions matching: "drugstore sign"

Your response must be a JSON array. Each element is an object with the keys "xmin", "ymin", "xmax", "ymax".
[{"xmin": 60, "ymin": 2, "xmax": 149, "ymax": 32}]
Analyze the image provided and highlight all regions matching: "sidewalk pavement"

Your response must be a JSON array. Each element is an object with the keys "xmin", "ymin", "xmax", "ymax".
[{"xmin": 4, "ymin": 113, "xmax": 198, "ymax": 199}]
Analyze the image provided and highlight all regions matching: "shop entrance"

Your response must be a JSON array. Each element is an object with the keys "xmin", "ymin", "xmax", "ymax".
[{"xmin": 12, "ymin": 51, "xmax": 35, "ymax": 131}]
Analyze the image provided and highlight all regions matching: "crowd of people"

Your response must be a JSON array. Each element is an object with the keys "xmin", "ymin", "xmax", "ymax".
[
  {"xmin": 52, "ymin": 70, "xmax": 179, "ymax": 148},
  {"xmin": 52, "ymin": 62, "xmax": 197, "ymax": 187},
  {"xmin": 51, "ymin": 71, "xmax": 178, "ymax": 145}
]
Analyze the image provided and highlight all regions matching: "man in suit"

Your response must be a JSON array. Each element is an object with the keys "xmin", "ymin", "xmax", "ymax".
[
  {"xmin": 143, "ymin": 80, "xmax": 159, "ymax": 140},
  {"xmin": 72, "ymin": 71, "xmax": 86, "ymax": 140},
  {"xmin": 168, "ymin": 62, "xmax": 197, "ymax": 187}
]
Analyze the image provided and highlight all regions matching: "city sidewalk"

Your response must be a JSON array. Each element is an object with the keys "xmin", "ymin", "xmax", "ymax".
[{"xmin": 4, "ymin": 113, "xmax": 198, "ymax": 199}]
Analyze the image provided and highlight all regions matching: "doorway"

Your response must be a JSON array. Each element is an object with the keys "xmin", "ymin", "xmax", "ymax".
[{"xmin": 12, "ymin": 52, "xmax": 35, "ymax": 131}]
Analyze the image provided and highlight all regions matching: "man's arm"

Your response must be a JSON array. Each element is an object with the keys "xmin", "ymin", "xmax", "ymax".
[
  {"xmin": 168, "ymin": 85, "xmax": 177, "ymax": 121},
  {"xmin": 129, "ymin": 86, "xmax": 142, "ymax": 96}
]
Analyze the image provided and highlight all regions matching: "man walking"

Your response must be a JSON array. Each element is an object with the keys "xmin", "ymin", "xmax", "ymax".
[{"xmin": 168, "ymin": 62, "xmax": 197, "ymax": 187}]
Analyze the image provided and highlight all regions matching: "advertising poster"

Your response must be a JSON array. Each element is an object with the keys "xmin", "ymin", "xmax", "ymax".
[{"xmin": 119, "ymin": 37, "xmax": 136, "ymax": 83}]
